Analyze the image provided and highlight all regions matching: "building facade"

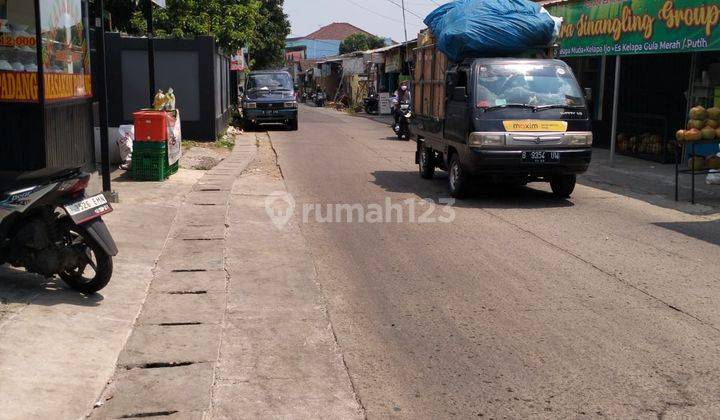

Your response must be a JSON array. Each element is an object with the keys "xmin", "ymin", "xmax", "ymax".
[{"xmin": 545, "ymin": 0, "xmax": 720, "ymax": 162}]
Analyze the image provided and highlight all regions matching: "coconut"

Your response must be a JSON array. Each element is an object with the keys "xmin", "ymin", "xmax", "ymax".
[
  {"xmin": 685, "ymin": 128, "xmax": 702, "ymax": 142},
  {"xmin": 690, "ymin": 106, "xmax": 708, "ymax": 120},
  {"xmin": 702, "ymin": 126, "xmax": 717, "ymax": 140},
  {"xmin": 688, "ymin": 156, "xmax": 705, "ymax": 171},
  {"xmin": 708, "ymin": 107, "xmax": 720, "ymax": 120},
  {"xmin": 676, "ymin": 130, "xmax": 686, "ymax": 141},
  {"xmin": 707, "ymin": 155, "xmax": 720, "ymax": 170},
  {"xmin": 707, "ymin": 119, "xmax": 719, "ymax": 129},
  {"xmin": 688, "ymin": 119, "xmax": 705, "ymax": 130}
]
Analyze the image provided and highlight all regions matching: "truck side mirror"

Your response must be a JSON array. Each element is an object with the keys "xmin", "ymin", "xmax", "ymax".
[
  {"xmin": 452, "ymin": 86, "xmax": 467, "ymax": 102},
  {"xmin": 584, "ymin": 87, "xmax": 592, "ymax": 102}
]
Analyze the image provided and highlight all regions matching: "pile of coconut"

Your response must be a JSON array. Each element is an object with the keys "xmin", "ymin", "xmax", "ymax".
[{"xmin": 677, "ymin": 106, "xmax": 720, "ymax": 143}]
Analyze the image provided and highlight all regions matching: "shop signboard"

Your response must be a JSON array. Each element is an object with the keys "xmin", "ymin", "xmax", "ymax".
[
  {"xmin": 379, "ymin": 92, "xmax": 391, "ymax": 115},
  {"xmin": 230, "ymin": 50, "xmax": 246, "ymax": 71},
  {"xmin": 0, "ymin": 0, "xmax": 92, "ymax": 103},
  {"xmin": 548, "ymin": 0, "xmax": 720, "ymax": 57}
]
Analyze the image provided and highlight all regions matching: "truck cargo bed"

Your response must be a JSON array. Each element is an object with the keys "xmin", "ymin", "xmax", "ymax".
[{"xmin": 412, "ymin": 39, "xmax": 448, "ymax": 122}]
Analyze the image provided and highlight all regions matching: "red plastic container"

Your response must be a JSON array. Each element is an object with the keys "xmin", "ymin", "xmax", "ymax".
[{"xmin": 133, "ymin": 111, "xmax": 168, "ymax": 142}]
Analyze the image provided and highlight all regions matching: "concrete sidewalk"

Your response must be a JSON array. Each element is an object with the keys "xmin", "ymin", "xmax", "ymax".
[
  {"xmin": 0, "ymin": 168, "xmax": 204, "ymax": 419},
  {"xmin": 90, "ymin": 132, "xmax": 362, "ymax": 418},
  {"xmin": 582, "ymin": 148, "xmax": 720, "ymax": 215}
]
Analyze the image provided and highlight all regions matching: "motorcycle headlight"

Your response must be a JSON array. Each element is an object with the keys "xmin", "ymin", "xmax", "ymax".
[
  {"xmin": 284, "ymin": 101, "xmax": 298, "ymax": 108},
  {"xmin": 244, "ymin": 102, "xmax": 257, "ymax": 109},
  {"xmin": 564, "ymin": 132, "xmax": 593, "ymax": 146},
  {"xmin": 469, "ymin": 133, "xmax": 506, "ymax": 148}
]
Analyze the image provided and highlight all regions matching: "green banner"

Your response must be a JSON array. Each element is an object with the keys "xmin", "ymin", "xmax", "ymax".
[{"xmin": 548, "ymin": 0, "xmax": 720, "ymax": 57}]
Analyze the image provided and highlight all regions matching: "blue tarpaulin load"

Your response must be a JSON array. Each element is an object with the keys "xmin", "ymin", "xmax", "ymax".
[{"xmin": 424, "ymin": 0, "xmax": 557, "ymax": 62}]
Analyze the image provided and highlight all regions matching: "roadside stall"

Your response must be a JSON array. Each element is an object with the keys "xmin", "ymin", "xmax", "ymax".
[
  {"xmin": 547, "ymin": 0, "xmax": 720, "ymax": 202},
  {"xmin": 0, "ymin": 0, "xmax": 94, "ymax": 175}
]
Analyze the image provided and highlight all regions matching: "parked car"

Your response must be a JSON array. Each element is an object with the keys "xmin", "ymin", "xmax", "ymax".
[
  {"xmin": 412, "ymin": 51, "xmax": 592, "ymax": 198},
  {"xmin": 241, "ymin": 71, "xmax": 298, "ymax": 131}
]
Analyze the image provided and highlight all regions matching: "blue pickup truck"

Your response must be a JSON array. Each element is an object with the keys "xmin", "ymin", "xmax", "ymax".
[{"xmin": 241, "ymin": 71, "xmax": 299, "ymax": 131}]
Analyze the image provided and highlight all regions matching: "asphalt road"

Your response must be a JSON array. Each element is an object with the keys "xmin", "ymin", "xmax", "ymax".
[{"xmin": 268, "ymin": 105, "xmax": 720, "ymax": 419}]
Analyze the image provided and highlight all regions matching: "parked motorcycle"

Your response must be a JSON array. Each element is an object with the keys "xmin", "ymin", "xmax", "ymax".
[
  {"xmin": 0, "ymin": 169, "xmax": 118, "ymax": 294},
  {"xmin": 314, "ymin": 92, "xmax": 326, "ymax": 107},
  {"xmin": 363, "ymin": 93, "xmax": 379, "ymax": 114},
  {"xmin": 393, "ymin": 100, "xmax": 412, "ymax": 141},
  {"xmin": 300, "ymin": 92, "xmax": 308, "ymax": 103}
]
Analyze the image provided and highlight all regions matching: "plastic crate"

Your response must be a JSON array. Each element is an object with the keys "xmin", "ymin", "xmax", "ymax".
[
  {"xmin": 134, "ymin": 141, "xmax": 167, "ymax": 154},
  {"xmin": 131, "ymin": 153, "xmax": 169, "ymax": 181},
  {"xmin": 131, "ymin": 141, "xmax": 178, "ymax": 181},
  {"xmin": 134, "ymin": 111, "xmax": 169, "ymax": 142}
]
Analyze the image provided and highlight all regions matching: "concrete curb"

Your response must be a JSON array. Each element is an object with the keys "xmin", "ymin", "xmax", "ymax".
[{"xmin": 89, "ymin": 135, "xmax": 257, "ymax": 419}]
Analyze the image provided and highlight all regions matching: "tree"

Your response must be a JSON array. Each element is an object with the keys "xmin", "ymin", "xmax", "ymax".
[
  {"xmin": 250, "ymin": 0, "xmax": 291, "ymax": 69},
  {"xmin": 339, "ymin": 33, "xmax": 386, "ymax": 55},
  {"xmin": 103, "ymin": 0, "xmax": 283, "ymax": 61}
]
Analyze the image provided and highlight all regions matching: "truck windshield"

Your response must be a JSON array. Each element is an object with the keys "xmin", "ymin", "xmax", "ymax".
[
  {"xmin": 476, "ymin": 63, "xmax": 584, "ymax": 109},
  {"xmin": 247, "ymin": 73, "xmax": 293, "ymax": 92}
]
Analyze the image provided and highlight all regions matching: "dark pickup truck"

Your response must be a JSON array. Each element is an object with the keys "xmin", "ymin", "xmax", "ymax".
[
  {"xmin": 412, "ymin": 44, "xmax": 592, "ymax": 199},
  {"xmin": 241, "ymin": 71, "xmax": 298, "ymax": 131}
]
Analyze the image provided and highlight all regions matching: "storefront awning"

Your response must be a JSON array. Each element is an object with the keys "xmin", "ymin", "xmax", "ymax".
[{"xmin": 548, "ymin": 0, "xmax": 720, "ymax": 57}]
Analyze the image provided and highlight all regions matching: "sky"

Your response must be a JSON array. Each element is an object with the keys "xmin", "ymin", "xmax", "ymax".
[{"xmin": 283, "ymin": 0, "xmax": 451, "ymax": 43}]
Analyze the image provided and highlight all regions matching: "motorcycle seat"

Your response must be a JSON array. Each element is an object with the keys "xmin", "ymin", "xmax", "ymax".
[{"xmin": 0, "ymin": 168, "xmax": 80, "ymax": 194}]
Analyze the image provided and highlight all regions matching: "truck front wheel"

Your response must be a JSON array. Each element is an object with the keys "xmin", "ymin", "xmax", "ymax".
[
  {"xmin": 550, "ymin": 175, "xmax": 576, "ymax": 198},
  {"xmin": 448, "ymin": 153, "xmax": 468, "ymax": 198},
  {"xmin": 419, "ymin": 144, "xmax": 435, "ymax": 179}
]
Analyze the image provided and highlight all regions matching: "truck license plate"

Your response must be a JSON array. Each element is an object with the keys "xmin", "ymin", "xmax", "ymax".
[
  {"xmin": 64, "ymin": 194, "xmax": 113, "ymax": 224},
  {"xmin": 521, "ymin": 151, "xmax": 560, "ymax": 164}
]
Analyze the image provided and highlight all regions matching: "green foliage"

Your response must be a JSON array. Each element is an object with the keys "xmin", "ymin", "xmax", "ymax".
[
  {"xmin": 104, "ymin": 0, "xmax": 289, "ymax": 67},
  {"xmin": 251, "ymin": 0, "xmax": 291, "ymax": 69},
  {"xmin": 339, "ymin": 33, "xmax": 386, "ymax": 55}
]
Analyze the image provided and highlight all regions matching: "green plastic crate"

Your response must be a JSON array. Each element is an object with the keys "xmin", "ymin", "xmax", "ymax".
[
  {"xmin": 134, "ymin": 141, "xmax": 167, "ymax": 155},
  {"xmin": 131, "ymin": 152, "xmax": 169, "ymax": 181},
  {"xmin": 131, "ymin": 141, "xmax": 179, "ymax": 181}
]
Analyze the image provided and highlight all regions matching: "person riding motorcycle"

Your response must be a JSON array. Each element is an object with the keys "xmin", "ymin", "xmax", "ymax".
[{"xmin": 393, "ymin": 83, "xmax": 412, "ymax": 126}]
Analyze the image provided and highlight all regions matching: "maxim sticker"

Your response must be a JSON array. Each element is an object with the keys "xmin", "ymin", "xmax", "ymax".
[{"xmin": 503, "ymin": 120, "xmax": 569, "ymax": 132}]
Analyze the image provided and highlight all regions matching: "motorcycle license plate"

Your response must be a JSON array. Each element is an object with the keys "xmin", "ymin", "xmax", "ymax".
[
  {"xmin": 64, "ymin": 194, "xmax": 113, "ymax": 224},
  {"xmin": 521, "ymin": 151, "xmax": 560, "ymax": 164}
]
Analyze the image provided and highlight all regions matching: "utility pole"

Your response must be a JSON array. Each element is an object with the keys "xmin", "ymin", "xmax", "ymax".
[
  {"xmin": 401, "ymin": 0, "xmax": 408, "ymax": 44},
  {"xmin": 145, "ymin": 0, "xmax": 156, "ymax": 105},
  {"xmin": 96, "ymin": 0, "xmax": 114, "ymax": 198}
]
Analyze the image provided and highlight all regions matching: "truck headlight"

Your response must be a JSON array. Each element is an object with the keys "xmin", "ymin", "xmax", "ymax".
[
  {"xmin": 469, "ymin": 133, "xmax": 506, "ymax": 147},
  {"xmin": 564, "ymin": 132, "xmax": 593, "ymax": 146},
  {"xmin": 284, "ymin": 101, "xmax": 298, "ymax": 108},
  {"xmin": 244, "ymin": 102, "xmax": 257, "ymax": 109}
]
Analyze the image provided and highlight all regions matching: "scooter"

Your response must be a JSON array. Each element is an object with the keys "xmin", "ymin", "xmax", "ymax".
[
  {"xmin": 393, "ymin": 100, "xmax": 412, "ymax": 141},
  {"xmin": 0, "ymin": 169, "xmax": 118, "ymax": 294},
  {"xmin": 300, "ymin": 92, "xmax": 308, "ymax": 103},
  {"xmin": 363, "ymin": 93, "xmax": 379, "ymax": 114}
]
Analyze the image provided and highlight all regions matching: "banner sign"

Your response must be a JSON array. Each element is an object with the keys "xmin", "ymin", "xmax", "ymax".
[
  {"xmin": 231, "ymin": 50, "xmax": 246, "ymax": 71},
  {"xmin": 0, "ymin": 71, "xmax": 92, "ymax": 102},
  {"xmin": 166, "ymin": 111, "xmax": 182, "ymax": 166},
  {"xmin": 548, "ymin": 0, "xmax": 720, "ymax": 57}
]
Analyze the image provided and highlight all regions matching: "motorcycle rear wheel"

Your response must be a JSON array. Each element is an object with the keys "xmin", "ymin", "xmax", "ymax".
[{"xmin": 59, "ymin": 227, "xmax": 113, "ymax": 294}]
